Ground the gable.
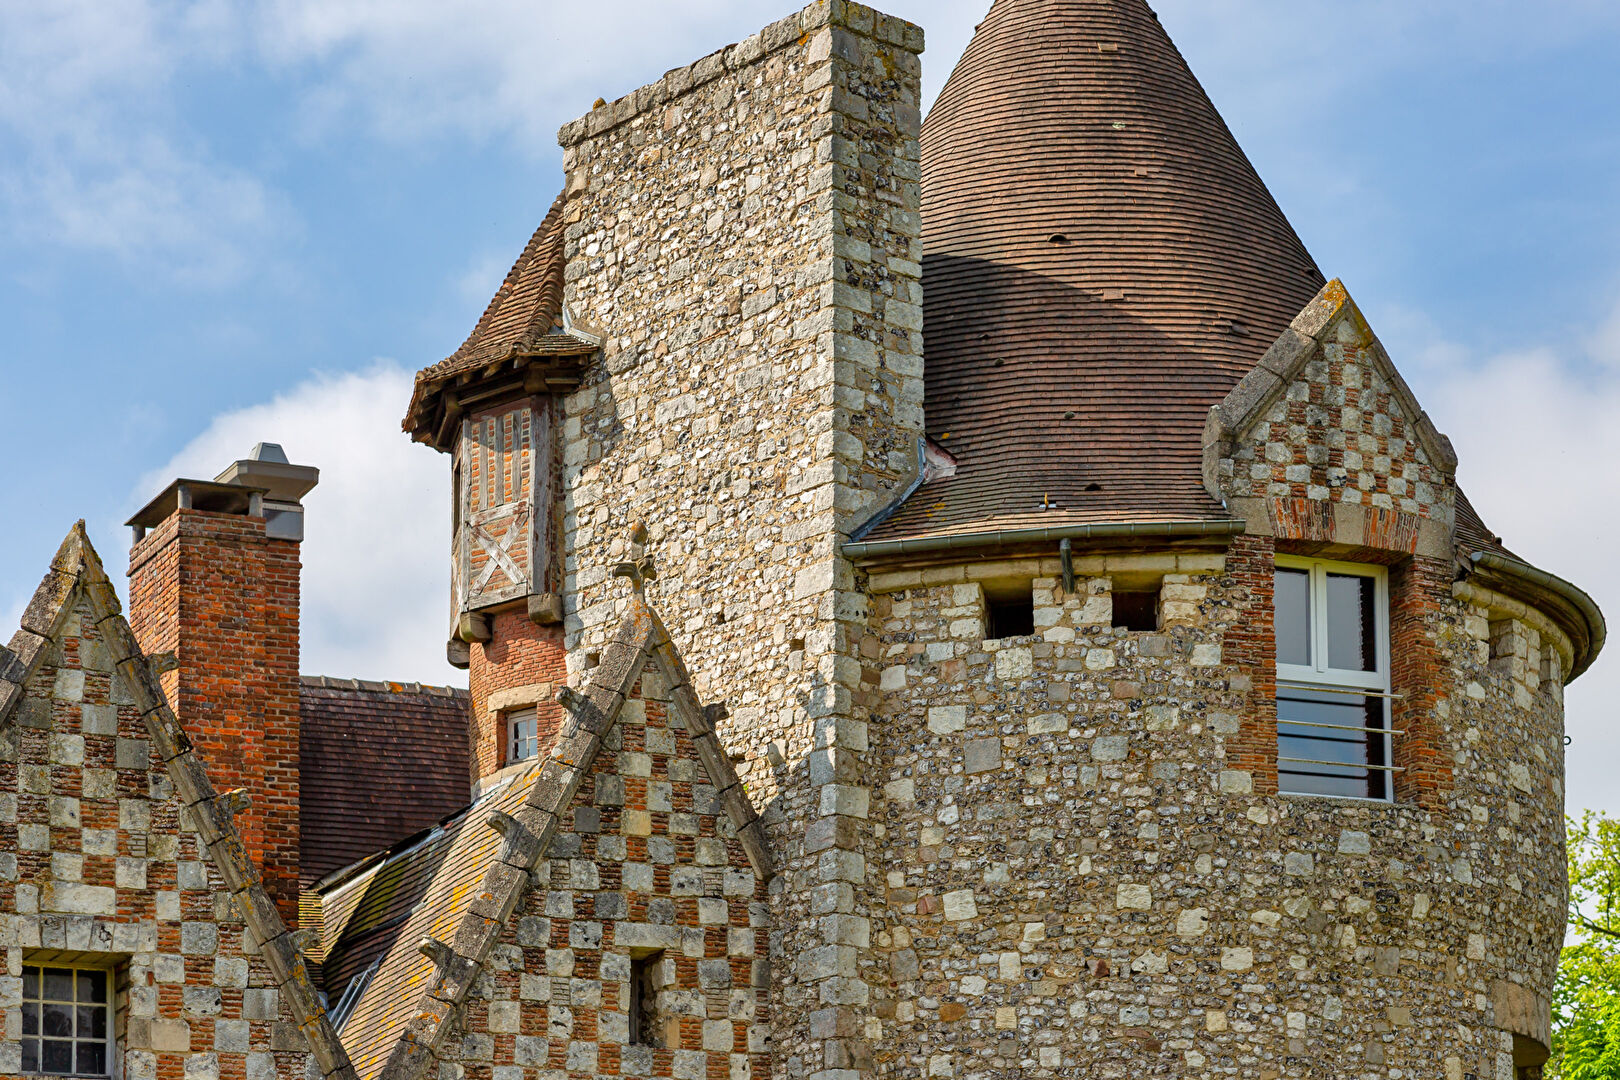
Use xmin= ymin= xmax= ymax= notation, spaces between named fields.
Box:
xmin=1 ymin=524 xmax=355 ymax=1079
xmin=1203 ymin=280 xmax=1458 ymax=557
xmin=331 ymin=593 xmax=770 ymax=1080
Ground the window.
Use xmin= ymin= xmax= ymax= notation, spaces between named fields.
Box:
xmin=985 ymin=584 xmax=1034 ymax=639
xmin=1274 ymin=557 xmax=1394 ymax=801
xmin=1112 ymin=590 xmax=1158 ymax=631
xmin=507 ymin=707 xmax=539 ymax=764
xmin=629 ymin=952 xmax=664 ymax=1047
xmin=22 ymin=964 xmax=111 ymax=1076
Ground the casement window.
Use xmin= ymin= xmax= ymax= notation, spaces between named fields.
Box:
xmin=21 ymin=963 xmax=112 ymax=1077
xmin=1274 ymin=556 xmax=1395 ymax=801
xmin=506 ymin=707 xmax=539 ymax=764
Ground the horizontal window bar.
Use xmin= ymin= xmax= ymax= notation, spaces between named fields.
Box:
xmin=1277 ymin=681 xmax=1403 ymax=700
xmin=1278 ymin=756 xmax=1403 ymax=772
xmin=1278 ymin=718 xmax=1405 ymax=736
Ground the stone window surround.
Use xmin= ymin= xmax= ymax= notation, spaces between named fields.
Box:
xmin=1273 ymin=553 xmax=1394 ymax=802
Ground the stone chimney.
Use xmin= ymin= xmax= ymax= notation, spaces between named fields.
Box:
xmin=126 ymin=443 xmax=318 ymax=925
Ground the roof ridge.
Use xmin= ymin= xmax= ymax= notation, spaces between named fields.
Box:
xmin=300 ymin=674 xmax=469 ymax=698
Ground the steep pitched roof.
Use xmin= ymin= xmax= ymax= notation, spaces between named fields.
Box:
xmin=866 ymin=0 xmax=1327 ymax=542
xmin=300 ymin=677 xmax=471 ymax=886
xmin=1 ymin=524 xmax=360 ymax=1079
xmin=402 ymin=193 xmax=598 ymax=449
xmin=325 ymin=592 xmax=770 ymax=1080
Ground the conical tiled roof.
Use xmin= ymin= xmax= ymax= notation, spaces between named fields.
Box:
xmin=866 ymin=0 xmax=1327 ymax=541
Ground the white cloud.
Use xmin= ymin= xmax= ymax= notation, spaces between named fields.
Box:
xmin=1400 ymin=306 xmax=1620 ymax=819
xmin=0 ymin=0 xmax=285 ymax=283
xmin=126 ymin=363 xmax=457 ymax=685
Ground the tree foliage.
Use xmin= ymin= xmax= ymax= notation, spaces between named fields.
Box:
xmin=1553 ymin=812 xmax=1620 ymax=1078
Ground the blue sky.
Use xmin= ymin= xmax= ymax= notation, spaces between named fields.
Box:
xmin=2 ymin=0 xmax=1618 ymax=813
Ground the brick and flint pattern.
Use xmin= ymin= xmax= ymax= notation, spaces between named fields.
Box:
xmin=861 ymin=546 xmax=1566 ymax=1079
xmin=450 ymin=669 xmax=769 ymax=1080
xmin=1 ymin=591 xmax=316 ymax=1080
xmin=555 ymin=4 xmax=924 ymax=1077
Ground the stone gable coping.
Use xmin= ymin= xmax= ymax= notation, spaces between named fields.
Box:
xmin=3 ymin=523 xmax=361 ymax=1080
xmin=1202 ymin=278 xmax=1459 ymax=501
xmin=556 ymin=0 xmax=924 ymax=149
xmin=375 ymin=592 xmax=771 ymax=1080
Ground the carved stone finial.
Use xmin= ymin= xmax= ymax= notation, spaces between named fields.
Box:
xmin=612 ymin=521 xmax=657 ymax=593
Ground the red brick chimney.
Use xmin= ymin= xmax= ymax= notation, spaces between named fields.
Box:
xmin=126 ymin=443 xmax=318 ymax=926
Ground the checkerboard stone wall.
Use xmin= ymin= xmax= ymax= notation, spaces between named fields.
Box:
xmin=1 ymin=593 xmax=313 ymax=1080
xmin=451 ymin=671 xmax=769 ymax=1080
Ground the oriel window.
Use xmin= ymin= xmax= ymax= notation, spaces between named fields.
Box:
xmin=22 ymin=963 xmax=111 ymax=1077
xmin=1274 ymin=557 xmax=1395 ymax=801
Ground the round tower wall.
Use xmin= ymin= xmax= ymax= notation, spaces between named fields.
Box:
xmin=865 ymin=540 xmax=1565 ymax=1079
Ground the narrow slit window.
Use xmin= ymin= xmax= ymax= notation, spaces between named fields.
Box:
xmin=629 ymin=952 xmax=664 ymax=1047
xmin=1274 ymin=557 xmax=1392 ymax=801
xmin=986 ymin=584 xmax=1034 ymax=639
xmin=1112 ymin=590 xmax=1158 ymax=632
xmin=22 ymin=963 xmax=111 ymax=1077
xmin=507 ymin=707 xmax=539 ymax=764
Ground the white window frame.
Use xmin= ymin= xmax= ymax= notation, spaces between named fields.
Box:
xmin=506 ymin=707 xmax=539 ymax=765
xmin=21 ymin=960 xmax=116 ymax=1078
xmin=1274 ymin=555 xmax=1394 ymax=802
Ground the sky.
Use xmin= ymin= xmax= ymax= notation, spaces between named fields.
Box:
xmin=2 ymin=0 xmax=1618 ymax=815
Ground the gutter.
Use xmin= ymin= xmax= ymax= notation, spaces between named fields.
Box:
xmin=1469 ymin=550 xmax=1606 ymax=679
xmin=842 ymin=518 xmax=1248 ymax=561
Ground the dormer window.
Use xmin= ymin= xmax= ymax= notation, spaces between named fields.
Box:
xmin=507 ymin=707 xmax=540 ymax=764
xmin=1274 ymin=557 xmax=1394 ymax=801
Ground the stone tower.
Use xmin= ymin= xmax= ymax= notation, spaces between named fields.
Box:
xmin=392 ymin=2 xmax=1603 ymax=1079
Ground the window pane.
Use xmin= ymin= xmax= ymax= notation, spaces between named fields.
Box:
xmin=78 ymin=1004 xmax=106 ymax=1039
xmin=21 ymin=1038 xmax=38 ymax=1072
xmin=1274 ymin=568 xmax=1311 ymax=666
xmin=23 ymin=967 xmax=38 ymax=1000
xmin=77 ymin=969 xmax=107 ymax=1004
xmin=42 ymin=1039 xmax=73 ymax=1073
xmin=43 ymin=1002 xmax=73 ymax=1038
xmin=1277 ymin=689 xmax=1388 ymax=800
xmin=1326 ymin=572 xmax=1378 ymax=672
xmin=77 ymin=1040 xmax=107 ymax=1076
xmin=43 ymin=968 xmax=73 ymax=1001
xmin=22 ymin=1002 xmax=38 ymax=1035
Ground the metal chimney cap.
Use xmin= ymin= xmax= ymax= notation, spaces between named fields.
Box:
xmin=250 ymin=442 xmax=290 ymax=464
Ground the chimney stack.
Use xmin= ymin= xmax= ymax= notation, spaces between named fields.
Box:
xmin=126 ymin=443 xmax=318 ymax=926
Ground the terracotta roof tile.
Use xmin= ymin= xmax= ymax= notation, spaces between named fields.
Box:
xmin=402 ymin=192 xmax=596 ymax=447
xmin=867 ymin=0 xmax=1327 ymax=541
xmin=299 ymin=677 xmax=471 ymax=887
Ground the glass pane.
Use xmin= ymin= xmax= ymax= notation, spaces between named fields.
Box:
xmin=79 ymin=1004 xmax=106 ymax=1039
xmin=1326 ymin=573 xmax=1378 ymax=672
xmin=77 ymin=1039 xmax=107 ymax=1075
xmin=42 ymin=1039 xmax=73 ymax=1072
xmin=43 ymin=1002 xmax=74 ymax=1037
xmin=1274 ymin=568 xmax=1311 ymax=666
xmin=22 ymin=1002 xmax=38 ymax=1035
xmin=78 ymin=969 xmax=107 ymax=1004
xmin=1277 ymin=689 xmax=1388 ymax=800
xmin=43 ymin=968 xmax=73 ymax=1001
xmin=21 ymin=1038 xmax=38 ymax=1072
xmin=23 ymin=966 xmax=38 ymax=1000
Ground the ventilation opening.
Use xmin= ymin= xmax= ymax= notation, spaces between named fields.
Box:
xmin=986 ymin=584 xmax=1035 ymax=640
xmin=1112 ymin=590 xmax=1159 ymax=632
xmin=630 ymin=951 xmax=664 ymax=1047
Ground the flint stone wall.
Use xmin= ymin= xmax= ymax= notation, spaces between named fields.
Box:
xmin=555 ymin=3 xmax=925 ymax=1076
xmin=863 ymin=548 xmax=1565 ymax=1079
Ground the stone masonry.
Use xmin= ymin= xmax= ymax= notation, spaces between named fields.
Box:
xmin=556 ymin=6 xmax=925 ymax=1079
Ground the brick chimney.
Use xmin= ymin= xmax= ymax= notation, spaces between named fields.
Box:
xmin=126 ymin=443 xmax=318 ymax=926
